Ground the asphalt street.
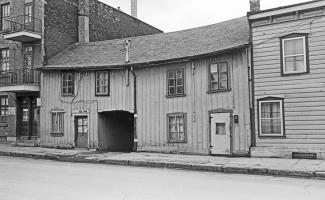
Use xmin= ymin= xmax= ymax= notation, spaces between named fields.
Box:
xmin=0 ymin=156 xmax=324 ymax=200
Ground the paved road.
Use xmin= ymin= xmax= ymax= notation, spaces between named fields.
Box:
xmin=0 ymin=156 xmax=324 ymax=200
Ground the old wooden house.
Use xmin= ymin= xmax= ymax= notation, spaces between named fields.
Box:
xmin=0 ymin=0 xmax=161 ymax=145
xmin=39 ymin=16 xmax=252 ymax=155
xmin=248 ymin=0 xmax=325 ymax=159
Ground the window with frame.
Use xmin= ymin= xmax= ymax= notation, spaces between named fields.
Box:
xmin=95 ymin=71 xmax=109 ymax=96
xmin=62 ymin=72 xmax=74 ymax=96
xmin=0 ymin=48 xmax=9 ymax=71
xmin=167 ymin=69 xmax=185 ymax=97
xmin=1 ymin=3 xmax=10 ymax=31
xmin=167 ymin=113 xmax=186 ymax=143
xmin=51 ymin=111 xmax=64 ymax=134
xmin=259 ymin=100 xmax=284 ymax=136
xmin=281 ymin=35 xmax=308 ymax=75
xmin=0 ymin=96 xmax=8 ymax=122
xmin=76 ymin=117 xmax=88 ymax=135
xmin=24 ymin=0 xmax=33 ymax=24
xmin=209 ymin=62 xmax=229 ymax=92
xmin=24 ymin=46 xmax=33 ymax=68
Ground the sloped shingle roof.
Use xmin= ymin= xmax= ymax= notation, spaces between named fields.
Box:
xmin=44 ymin=16 xmax=249 ymax=70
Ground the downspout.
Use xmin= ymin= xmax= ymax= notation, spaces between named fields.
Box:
xmin=131 ymin=66 xmax=138 ymax=152
xmin=248 ymin=17 xmax=257 ymax=148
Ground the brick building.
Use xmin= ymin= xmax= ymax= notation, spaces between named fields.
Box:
xmin=0 ymin=0 xmax=161 ymax=145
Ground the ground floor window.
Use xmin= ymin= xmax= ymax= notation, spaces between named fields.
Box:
xmin=51 ymin=111 xmax=64 ymax=134
xmin=0 ymin=96 xmax=8 ymax=122
xmin=259 ymin=99 xmax=284 ymax=136
xmin=167 ymin=113 xmax=186 ymax=143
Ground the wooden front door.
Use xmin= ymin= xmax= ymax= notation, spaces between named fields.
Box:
xmin=210 ymin=113 xmax=232 ymax=155
xmin=17 ymin=96 xmax=38 ymax=139
xmin=74 ymin=116 xmax=88 ymax=148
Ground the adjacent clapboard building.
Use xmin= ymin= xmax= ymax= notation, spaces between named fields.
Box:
xmin=248 ymin=0 xmax=325 ymax=159
xmin=39 ymin=17 xmax=252 ymax=155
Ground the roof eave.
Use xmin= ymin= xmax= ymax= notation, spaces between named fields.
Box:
xmin=38 ymin=43 xmax=249 ymax=71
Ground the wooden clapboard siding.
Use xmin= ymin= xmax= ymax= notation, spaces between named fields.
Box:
xmin=40 ymin=70 xmax=134 ymax=148
xmin=136 ymin=50 xmax=251 ymax=154
xmin=252 ymin=11 xmax=325 ymax=148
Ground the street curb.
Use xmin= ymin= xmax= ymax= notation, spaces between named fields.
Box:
xmin=1 ymin=151 xmax=325 ymax=180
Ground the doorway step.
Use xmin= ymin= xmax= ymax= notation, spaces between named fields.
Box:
xmin=13 ymin=137 xmax=39 ymax=147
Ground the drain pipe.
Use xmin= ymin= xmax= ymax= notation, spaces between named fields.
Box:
xmin=131 ymin=66 xmax=138 ymax=152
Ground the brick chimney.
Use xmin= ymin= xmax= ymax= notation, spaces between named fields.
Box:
xmin=250 ymin=0 xmax=260 ymax=12
xmin=78 ymin=0 xmax=90 ymax=44
xmin=131 ymin=0 xmax=137 ymax=18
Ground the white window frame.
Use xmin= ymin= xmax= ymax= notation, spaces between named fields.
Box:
xmin=259 ymin=100 xmax=284 ymax=137
xmin=51 ymin=111 xmax=64 ymax=134
xmin=282 ymin=36 xmax=307 ymax=74
xmin=95 ymin=71 xmax=109 ymax=96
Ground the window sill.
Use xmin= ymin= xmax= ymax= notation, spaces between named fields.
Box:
xmin=258 ymin=135 xmax=286 ymax=139
xmin=282 ymin=71 xmax=309 ymax=76
xmin=207 ymin=89 xmax=231 ymax=94
xmin=95 ymin=93 xmax=110 ymax=97
xmin=168 ymin=141 xmax=187 ymax=144
xmin=165 ymin=94 xmax=186 ymax=98
xmin=61 ymin=94 xmax=74 ymax=97
xmin=50 ymin=132 xmax=64 ymax=137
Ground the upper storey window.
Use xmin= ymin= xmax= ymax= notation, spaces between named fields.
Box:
xmin=24 ymin=0 xmax=33 ymax=25
xmin=281 ymin=34 xmax=309 ymax=75
xmin=1 ymin=3 xmax=10 ymax=31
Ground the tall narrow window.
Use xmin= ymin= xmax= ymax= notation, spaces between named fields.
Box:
xmin=209 ymin=62 xmax=229 ymax=92
xmin=0 ymin=96 xmax=8 ymax=122
xmin=281 ymin=35 xmax=308 ymax=75
xmin=95 ymin=71 xmax=109 ymax=96
xmin=167 ymin=113 xmax=186 ymax=143
xmin=259 ymin=100 xmax=284 ymax=136
xmin=24 ymin=0 xmax=33 ymax=25
xmin=1 ymin=3 xmax=10 ymax=31
xmin=62 ymin=72 xmax=74 ymax=96
xmin=51 ymin=111 xmax=64 ymax=134
xmin=0 ymin=48 xmax=9 ymax=71
xmin=167 ymin=69 xmax=185 ymax=97
xmin=24 ymin=46 xmax=33 ymax=68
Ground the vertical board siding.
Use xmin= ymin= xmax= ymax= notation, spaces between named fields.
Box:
xmin=136 ymin=50 xmax=251 ymax=154
xmin=40 ymin=70 xmax=134 ymax=148
xmin=252 ymin=15 xmax=325 ymax=148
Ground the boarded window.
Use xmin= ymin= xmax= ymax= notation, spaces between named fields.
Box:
xmin=209 ymin=62 xmax=229 ymax=91
xmin=281 ymin=36 xmax=308 ymax=74
xmin=1 ymin=3 xmax=10 ymax=31
xmin=51 ymin=112 xmax=64 ymax=134
xmin=167 ymin=69 xmax=185 ymax=96
xmin=259 ymin=100 xmax=284 ymax=136
xmin=0 ymin=48 xmax=9 ymax=71
xmin=0 ymin=96 xmax=8 ymax=122
xmin=62 ymin=72 xmax=74 ymax=96
xmin=167 ymin=113 xmax=186 ymax=143
xmin=95 ymin=71 xmax=109 ymax=95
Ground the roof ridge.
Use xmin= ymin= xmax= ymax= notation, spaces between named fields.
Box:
xmin=80 ymin=16 xmax=248 ymax=46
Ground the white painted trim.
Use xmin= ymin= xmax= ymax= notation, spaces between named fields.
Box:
xmin=72 ymin=113 xmax=90 ymax=149
xmin=259 ymin=100 xmax=284 ymax=137
xmin=282 ymin=36 xmax=307 ymax=74
xmin=248 ymin=1 xmax=325 ymax=20
xmin=3 ymin=31 xmax=41 ymax=40
xmin=0 ymin=85 xmax=39 ymax=92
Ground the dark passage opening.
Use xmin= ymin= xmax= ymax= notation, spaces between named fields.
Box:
xmin=98 ymin=111 xmax=134 ymax=152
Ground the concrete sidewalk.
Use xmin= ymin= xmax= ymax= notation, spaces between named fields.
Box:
xmin=1 ymin=144 xmax=325 ymax=180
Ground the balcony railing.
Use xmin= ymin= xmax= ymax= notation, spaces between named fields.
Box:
xmin=2 ymin=15 xmax=42 ymax=34
xmin=0 ymin=68 xmax=40 ymax=86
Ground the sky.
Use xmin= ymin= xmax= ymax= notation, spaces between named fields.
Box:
xmin=99 ymin=0 xmax=310 ymax=32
